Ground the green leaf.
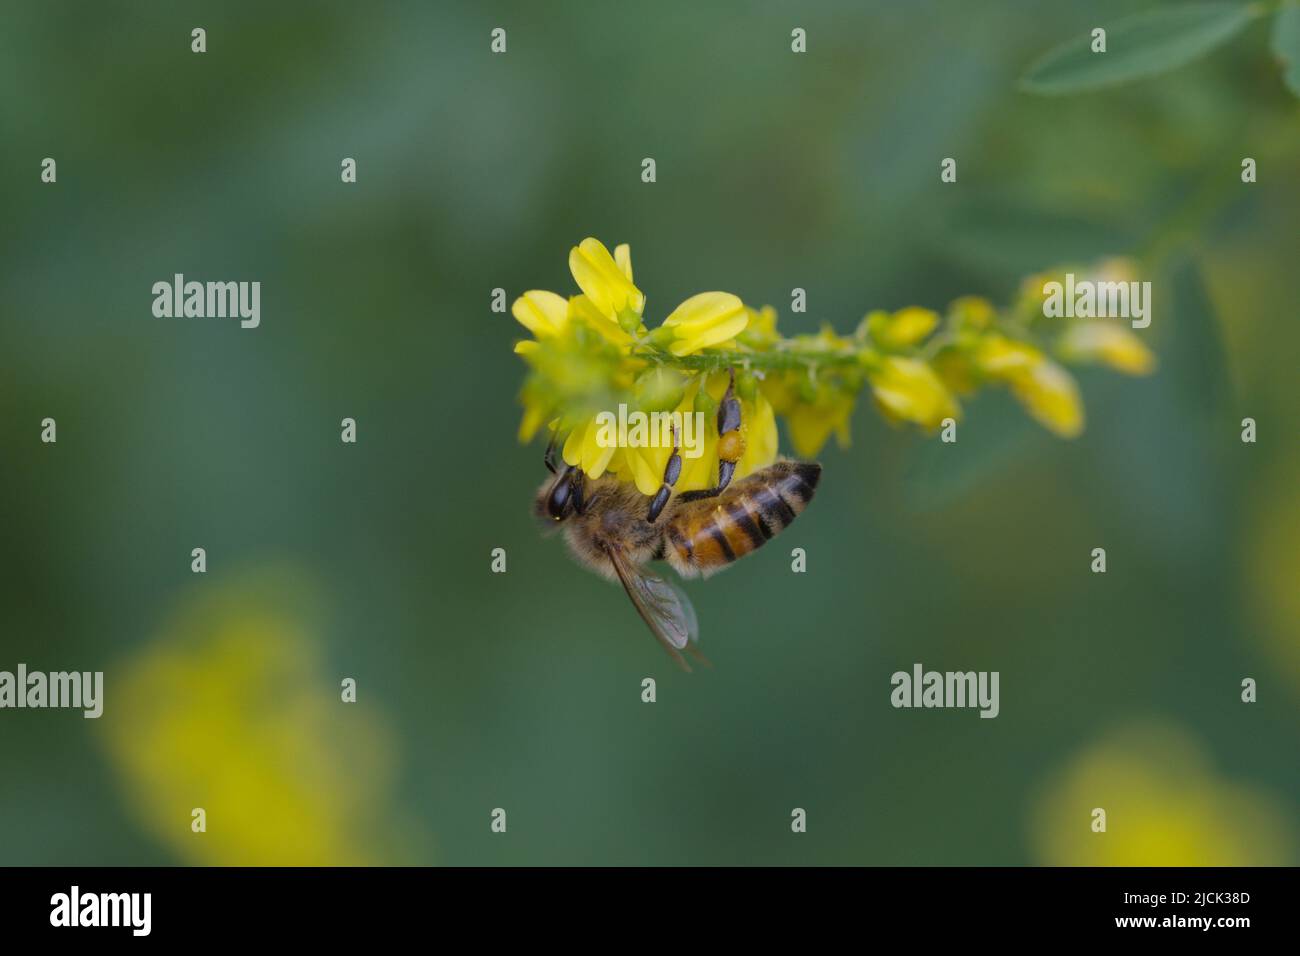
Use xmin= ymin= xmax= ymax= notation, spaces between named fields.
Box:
xmin=1272 ymin=1 xmax=1300 ymax=96
xmin=1020 ymin=3 xmax=1259 ymax=95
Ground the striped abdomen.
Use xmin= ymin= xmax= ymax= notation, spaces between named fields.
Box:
xmin=664 ymin=460 xmax=820 ymax=578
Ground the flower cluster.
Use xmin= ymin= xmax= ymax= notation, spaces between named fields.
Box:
xmin=512 ymin=239 xmax=1155 ymax=494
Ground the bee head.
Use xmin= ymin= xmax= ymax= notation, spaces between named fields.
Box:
xmin=536 ymin=467 xmax=580 ymax=523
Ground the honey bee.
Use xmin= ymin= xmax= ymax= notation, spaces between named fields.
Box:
xmin=536 ymin=371 xmax=821 ymax=669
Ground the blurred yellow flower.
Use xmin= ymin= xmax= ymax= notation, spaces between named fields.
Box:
xmin=866 ymin=306 xmax=939 ymax=350
xmin=975 ymin=333 xmax=1040 ymax=377
xmin=783 ymin=392 xmax=853 ymax=457
xmin=867 ymin=356 xmax=960 ymax=430
xmin=737 ymin=304 xmax=780 ymax=349
xmin=1031 ymin=723 xmax=1294 ymax=866
xmin=1057 ymin=321 xmax=1157 ymax=375
xmin=930 ymin=347 xmax=979 ymax=396
xmin=516 ymin=396 xmax=549 ymax=443
xmin=660 ymin=292 xmax=750 ymax=356
xmin=102 ymin=569 xmax=416 ymax=865
xmin=948 ymin=295 xmax=995 ymax=330
xmin=1008 ymin=359 xmax=1084 ymax=438
xmin=977 ymin=333 xmax=1083 ymax=437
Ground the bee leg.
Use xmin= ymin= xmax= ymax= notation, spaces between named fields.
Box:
xmin=570 ymin=467 xmax=587 ymax=515
xmin=677 ymin=368 xmax=745 ymax=503
xmin=646 ymin=425 xmax=682 ymax=523
xmin=713 ymin=368 xmax=744 ymax=494
xmin=543 ymin=432 xmax=560 ymax=474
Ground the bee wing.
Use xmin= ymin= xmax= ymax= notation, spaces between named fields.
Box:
xmin=606 ymin=546 xmax=699 ymax=669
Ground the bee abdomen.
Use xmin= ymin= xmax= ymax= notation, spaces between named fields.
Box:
xmin=667 ymin=461 xmax=820 ymax=575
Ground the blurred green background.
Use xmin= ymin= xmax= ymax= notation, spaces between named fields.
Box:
xmin=2 ymin=0 xmax=1296 ymax=865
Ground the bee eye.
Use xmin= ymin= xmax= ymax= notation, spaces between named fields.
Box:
xmin=546 ymin=478 xmax=572 ymax=519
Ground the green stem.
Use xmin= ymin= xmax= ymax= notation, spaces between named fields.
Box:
xmin=631 ymin=345 xmax=863 ymax=374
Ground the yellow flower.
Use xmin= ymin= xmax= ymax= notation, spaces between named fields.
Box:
xmin=1058 ymin=321 xmax=1156 ymax=375
xmin=783 ymin=392 xmax=853 ymax=458
xmin=102 ymin=569 xmax=417 ymax=865
xmin=511 ymin=242 xmax=1146 ymax=496
xmin=866 ymin=356 xmax=960 ymax=430
xmin=737 ymin=304 xmax=780 ymax=349
xmin=511 ymin=290 xmax=569 ymax=354
xmin=659 ymin=292 xmax=750 ymax=356
xmin=1031 ymin=723 xmax=1294 ymax=866
xmin=568 ymin=237 xmax=644 ymax=328
xmin=866 ymin=306 xmax=939 ymax=350
xmin=977 ymin=334 xmax=1083 ymax=437
xmin=563 ymin=374 xmax=779 ymax=495
xmin=619 ymin=421 xmax=716 ymax=498
xmin=674 ymin=377 xmax=779 ymax=490
xmin=948 ymin=295 xmax=995 ymax=329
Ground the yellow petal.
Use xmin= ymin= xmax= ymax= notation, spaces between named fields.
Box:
xmin=517 ymin=402 xmax=547 ymax=442
xmin=569 ymin=295 xmax=634 ymax=346
xmin=786 ymin=404 xmax=838 ymax=458
xmin=867 ymin=357 xmax=960 ymax=429
xmin=580 ymin=416 xmax=617 ymax=478
xmin=561 ymin=422 xmax=587 ymax=468
xmin=737 ymin=392 xmax=780 ymax=476
xmin=1010 ymin=359 xmax=1084 ymax=437
xmin=663 ymin=291 xmax=745 ymax=329
xmin=1058 ymin=322 xmax=1156 ymax=376
xmin=976 ymin=334 xmax=1041 ymax=378
xmin=870 ymin=306 xmax=939 ymax=349
xmin=675 ymin=438 xmax=718 ymax=491
xmin=569 ymin=238 xmax=644 ymax=322
xmin=949 ymin=295 xmax=995 ymax=329
xmin=668 ymin=314 xmax=749 ymax=355
xmin=510 ymin=290 xmax=569 ymax=338
xmin=628 ymin=448 xmax=665 ymax=496
xmin=614 ymin=243 xmax=633 ymax=282
xmin=662 ymin=292 xmax=749 ymax=355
